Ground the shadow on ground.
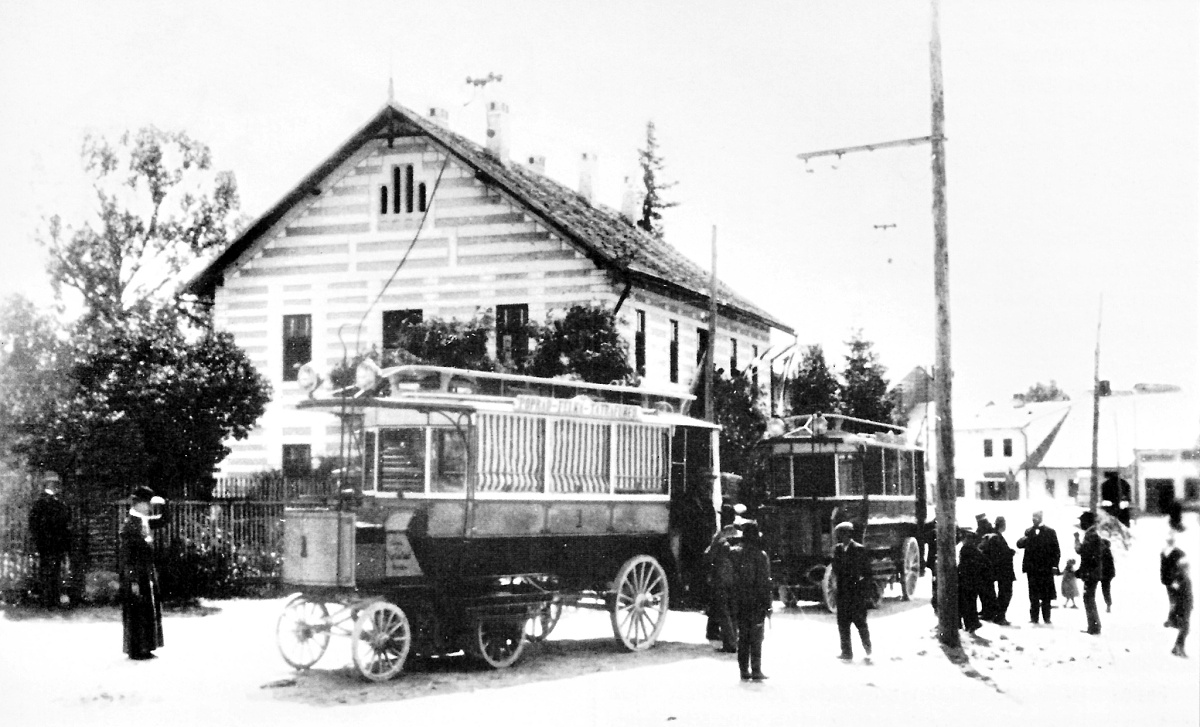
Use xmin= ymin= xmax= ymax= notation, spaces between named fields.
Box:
xmin=269 ymin=637 xmax=720 ymax=706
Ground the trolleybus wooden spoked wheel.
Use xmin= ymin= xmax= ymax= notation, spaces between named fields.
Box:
xmin=821 ymin=567 xmax=838 ymax=614
xmin=610 ymin=554 xmax=669 ymax=651
xmin=470 ymin=618 xmax=527 ymax=668
xmin=777 ymin=585 xmax=800 ymax=609
xmin=276 ymin=595 xmax=331 ymax=669
xmin=350 ymin=601 xmax=412 ymax=682
xmin=524 ymin=599 xmax=563 ymax=642
xmin=900 ymin=537 xmax=921 ymax=601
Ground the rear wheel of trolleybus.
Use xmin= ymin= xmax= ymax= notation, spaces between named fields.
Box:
xmin=350 ymin=601 xmax=413 ymax=682
xmin=276 ymin=595 xmax=331 ymax=670
xmin=821 ymin=566 xmax=883 ymax=614
xmin=610 ymin=554 xmax=669 ymax=650
xmin=469 ymin=617 xmax=527 ymax=668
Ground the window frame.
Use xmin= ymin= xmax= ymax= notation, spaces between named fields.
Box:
xmin=282 ymin=313 xmax=312 ymax=382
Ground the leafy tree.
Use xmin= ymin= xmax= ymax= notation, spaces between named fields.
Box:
xmin=5 ymin=311 xmax=270 ymax=499
xmin=787 ymin=344 xmax=841 ymax=415
xmin=382 ymin=312 xmax=497 ymax=372
xmin=712 ymin=373 xmax=768 ymax=477
xmin=636 ymin=121 xmax=678 ymax=239
xmin=526 ymin=305 xmax=633 ymax=384
xmin=2 ymin=127 xmax=268 ymax=501
xmin=40 ymin=127 xmax=239 ymax=327
xmin=1021 ymin=380 xmax=1069 ymax=403
xmin=840 ymin=330 xmax=893 ymax=428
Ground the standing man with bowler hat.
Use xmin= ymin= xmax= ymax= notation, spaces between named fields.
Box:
xmin=1016 ymin=510 xmax=1060 ymax=625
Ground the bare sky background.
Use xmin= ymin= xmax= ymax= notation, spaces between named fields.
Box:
xmin=1 ymin=0 xmax=1196 ymax=411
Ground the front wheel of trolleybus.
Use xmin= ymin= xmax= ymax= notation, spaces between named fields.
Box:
xmin=351 ymin=601 xmax=412 ymax=682
xmin=610 ymin=554 xmax=669 ymax=651
xmin=900 ymin=537 xmax=921 ymax=601
xmin=276 ymin=595 xmax=331 ymax=670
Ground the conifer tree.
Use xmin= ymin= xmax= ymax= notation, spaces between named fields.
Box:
xmin=636 ymin=121 xmax=678 ymax=238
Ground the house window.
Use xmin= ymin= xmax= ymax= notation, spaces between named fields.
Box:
xmin=730 ymin=338 xmax=738 ymax=374
xmin=1003 ymin=438 xmax=1013 ymax=457
xmin=696 ymin=328 xmax=708 ymax=365
xmin=1044 ymin=478 xmax=1056 ymax=498
xmin=405 ymin=164 xmax=415 ymax=213
xmin=634 ymin=309 xmax=646 ymax=376
xmin=392 ymin=166 xmax=402 ymax=214
xmin=751 ymin=344 xmax=759 ymax=390
xmin=983 ymin=439 xmax=993 ymax=457
xmin=383 ymin=164 xmax=423 ymax=215
xmin=282 ymin=444 xmax=312 ymax=479
xmin=496 ymin=304 xmax=529 ymax=367
xmin=282 ymin=314 xmax=312 ymax=382
xmin=669 ymin=320 xmax=679 ymax=383
xmin=383 ymin=309 xmax=423 ymax=351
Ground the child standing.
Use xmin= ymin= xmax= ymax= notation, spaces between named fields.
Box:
xmin=1060 ymin=558 xmax=1080 ymax=608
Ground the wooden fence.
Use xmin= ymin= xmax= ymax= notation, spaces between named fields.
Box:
xmin=1 ymin=499 xmax=290 ymax=601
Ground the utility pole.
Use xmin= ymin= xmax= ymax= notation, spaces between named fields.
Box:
xmin=1089 ymin=297 xmax=1103 ymax=516
xmin=706 ymin=225 xmax=718 ymax=422
xmin=794 ymin=0 xmax=959 ymax=647
xmin=928 ymin=0 xmax=958 ymax=649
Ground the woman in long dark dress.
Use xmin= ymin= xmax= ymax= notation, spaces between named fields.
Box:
xmin=120 ymin=486 xmax=164 ymax=660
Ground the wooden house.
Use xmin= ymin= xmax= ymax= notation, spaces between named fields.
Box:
xmin=184 ymin=100 xmax=793 ymax=475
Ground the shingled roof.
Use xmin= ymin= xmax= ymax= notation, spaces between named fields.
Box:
xmin=184 ymin=102 xmax=792 ymax=334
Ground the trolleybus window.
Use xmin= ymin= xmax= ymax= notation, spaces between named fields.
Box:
xmin=899 ymin=450 xmax=916 ymax=496
xmin=613 ymin=424 xmax=668 ymax=494
xmin=768 ymin=456 xmax=792 ymax=499
xmin=478 ymin=414 xmax=544 ymax=493
xmin=884 ymin=448 xmax=901 ymax=496
xmin=838 ymin=452 xmax=864 ymax=495
xmin=794 ymin=456 xmax=836 ymax=498
xmin=550 ymin=420 xmax=611 ymax=494
xmin=863 ymin=448 xmax=884 ymax=495
xmin=378 ymin=428 xmax=425 ymax=493
xmin=432 ymin=429 xmax=468 ymax=492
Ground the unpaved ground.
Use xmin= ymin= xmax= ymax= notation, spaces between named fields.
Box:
xmin=2 ymin=508 xmax=1196 ymax=727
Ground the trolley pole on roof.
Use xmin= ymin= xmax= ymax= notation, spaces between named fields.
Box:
xmin=794 ymin=0 xmax=959 ymax=647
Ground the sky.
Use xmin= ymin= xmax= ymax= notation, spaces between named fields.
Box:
xmin=0 ymin=0 xmax=1196 ymax=412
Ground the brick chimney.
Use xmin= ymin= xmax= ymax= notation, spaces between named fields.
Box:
xmin=579 ymin=152 xmax=597 ymax=204
xmin=527 ymin=154 xmax=546 ymax=175
xmin=620 ymin=175 xmax=643 ymax=221
xmin=486 ymin=101 xmax=509 ymax=162
xmin=428 ymin=107 xmax=449 ymax=128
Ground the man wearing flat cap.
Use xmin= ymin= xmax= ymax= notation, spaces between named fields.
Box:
xmin=832 ymin=521 xmax=873 ymax=660
xmin=119 ymin=486 xmax=165 ymax=659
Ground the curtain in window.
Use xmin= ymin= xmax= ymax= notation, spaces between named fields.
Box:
xmin=550 ymin=420 xmax=610 ymax=494
xmin=477 ymin=415 xmax=543 ymax=492
xmin=614 ymin=424 xmax=667 ymax=494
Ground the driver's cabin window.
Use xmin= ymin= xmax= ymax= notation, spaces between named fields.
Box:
xmin=837 ymin=453 xmax=863 ymax=495
xmin=378 ymin=428 xmax=426 ymax=493
xmin=431 ymin=428 xmax=467 ymax=492
xmin=793 ymin=455 xmax=835 ymax=497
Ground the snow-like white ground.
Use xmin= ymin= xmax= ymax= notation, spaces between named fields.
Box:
xmin=2 ymin=507 xmax=1197 ymax=727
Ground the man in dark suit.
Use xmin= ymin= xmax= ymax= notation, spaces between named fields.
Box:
xmin=832 ymin=521 xmax=873 ymax=660
xmin=1016 ymin=510 xmax=1060 ymax=625
xmin=29 ymin=482 xmax=71 ymax=609
xmin=729 ymin=523 xmax=772 ymax=681
xmin=982 ymin=516 xmax=1017 ymax=625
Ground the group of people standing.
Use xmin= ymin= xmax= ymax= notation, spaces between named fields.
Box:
xmin=705 ymin=509 xmax=877 ymax=681
xmin=956 ymin=514 xmax=1019 ymax=631
xmin=28 ymin=483 xmax=167 ymax=660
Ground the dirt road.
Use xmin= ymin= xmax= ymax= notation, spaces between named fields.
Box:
xmin=2 ymin=511 xmax=1196 ymax=727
